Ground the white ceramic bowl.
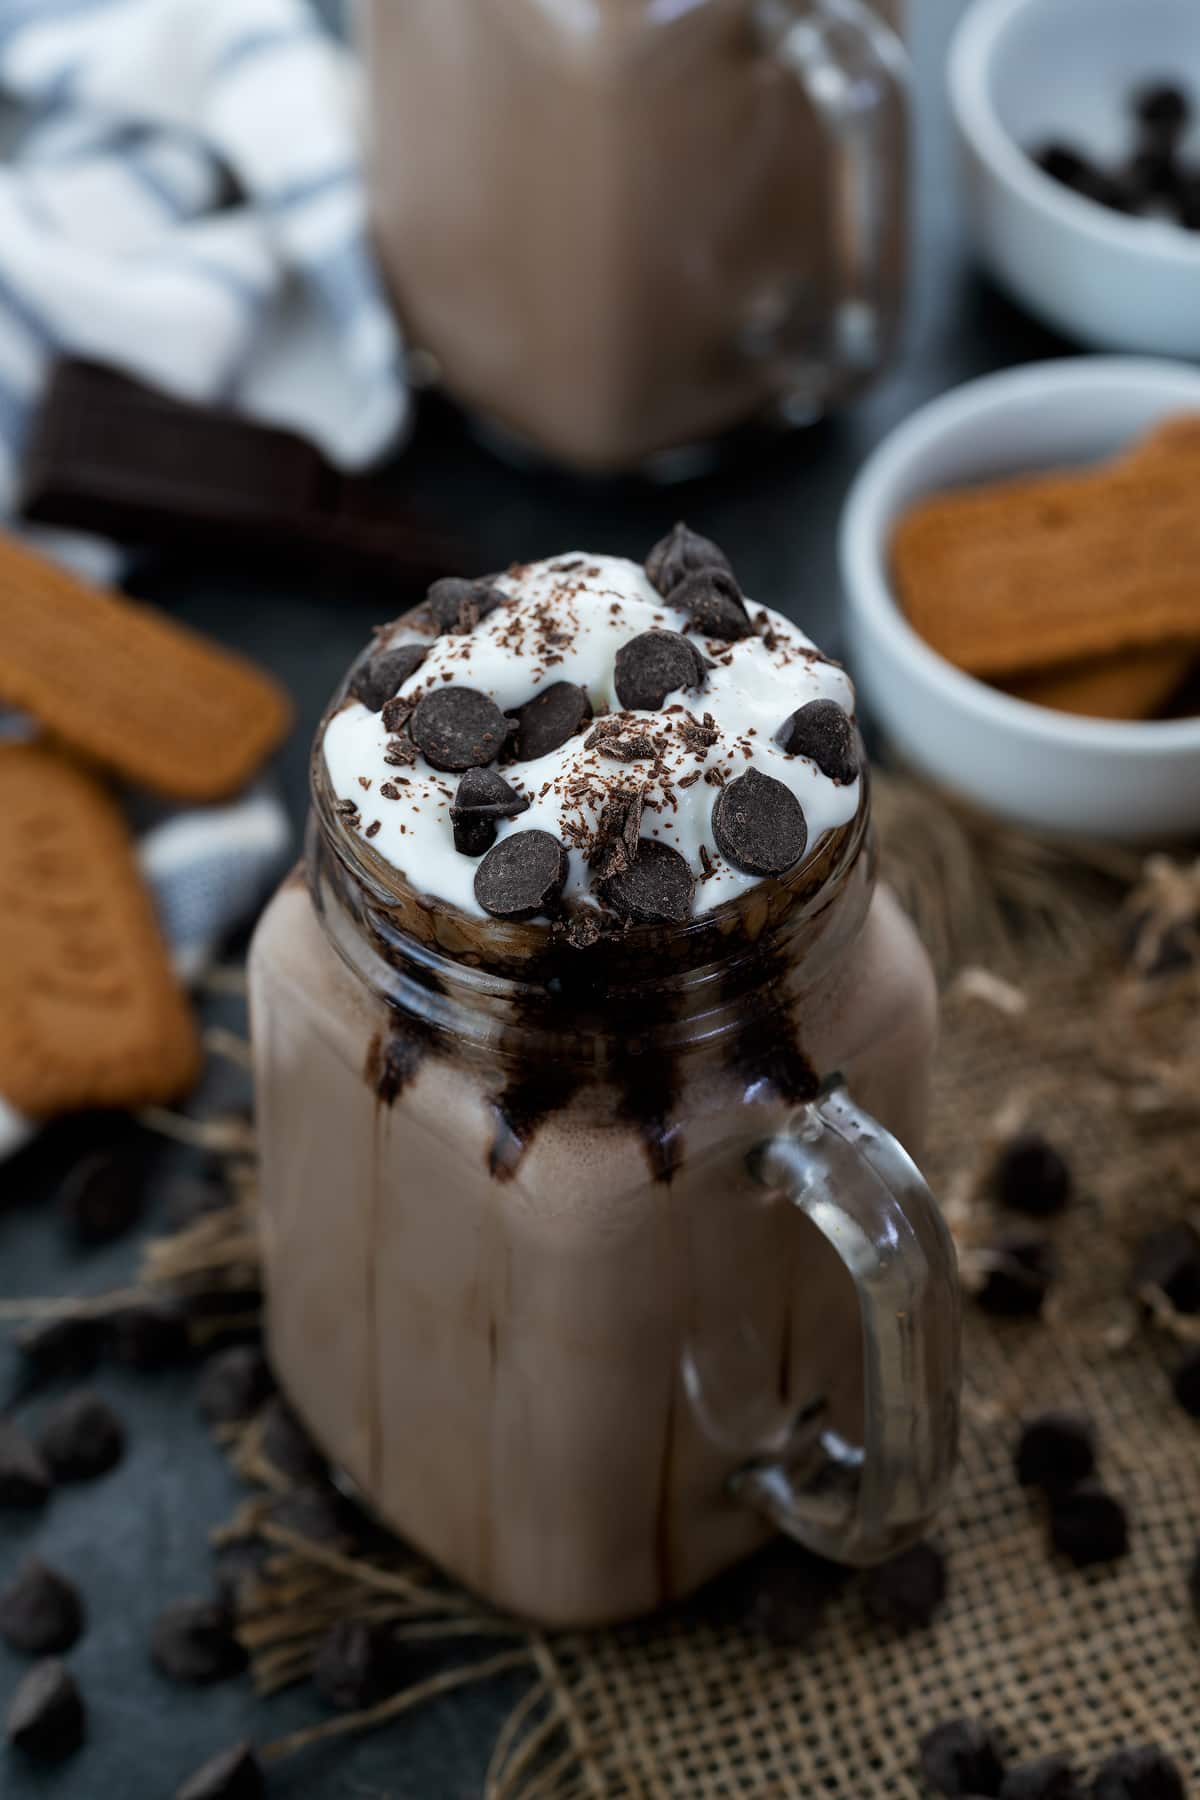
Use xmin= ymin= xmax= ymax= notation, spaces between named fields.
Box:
xmin=948 ymin=0 xmax=1200 ymax=356
xmin=840 ymin=357 xmax=1200 ymax=840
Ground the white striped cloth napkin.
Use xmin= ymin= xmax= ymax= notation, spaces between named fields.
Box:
xmin=0 ymin=0 xmax=407 ymax=524
xmin=0 ymin=0 xmax=405 ymax=1154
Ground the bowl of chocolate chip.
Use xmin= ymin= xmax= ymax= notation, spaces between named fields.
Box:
xmin=949 ymin=0 xmax=1200 ymax=356
xmin=840 ymin=355 xmax=1200 ymax=840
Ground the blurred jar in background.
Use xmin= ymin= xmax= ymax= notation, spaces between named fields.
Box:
xmin=360 ymin=0 xmax=909 ymax=473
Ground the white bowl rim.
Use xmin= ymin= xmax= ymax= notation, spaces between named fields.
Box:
xmin=839 ymin=355 xmax=1200 ymax=755
xmin=948 ymin=0 xmax=1200 ymax=270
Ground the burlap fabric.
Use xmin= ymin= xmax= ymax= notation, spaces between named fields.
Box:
xmin=489 ymin=787 xmax=1200 ymax=1797
xmin=484 ymin=946 xmax=1200 ymax=1797
xmin=92 ymin=780 xmax=1200 ymax=1794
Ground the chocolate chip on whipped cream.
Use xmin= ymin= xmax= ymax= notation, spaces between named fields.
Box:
xmin=669 ymin=568 xmax=753 ymax=642
xmin=324 ymin=538 xmax=862 ymax=925
xmin=451 ymin=768 xmax=530 ymax=858
xmin=644 ymin=522 xmax=733 ymax=597
xmin=426 ymin=576 xmax=506 ymax=635
xmin=474 ymin=830 xmax=569 ymax=920
xmin=614 ymin=630 xmax=707 ymax=711
xmin=506 ymin=681 xmax=592 ymax=762
xmin=351 ymin=644 xmax=428 ymax=713
xmin=409 ymin=687 xmax=510 ymax=772
xmin=776 ymin=698 xmax=860 ymax=785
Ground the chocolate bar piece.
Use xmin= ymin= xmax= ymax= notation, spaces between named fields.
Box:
xmin=18 ymin=359 xmax=458 ymax=584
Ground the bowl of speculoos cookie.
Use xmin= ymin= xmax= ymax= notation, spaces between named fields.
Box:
xmin=840 ymin=356 xmax=1200 ymax=840
xmin=948 ymin=0 xmax=1200 ymax=357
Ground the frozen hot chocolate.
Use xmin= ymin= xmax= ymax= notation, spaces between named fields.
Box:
xmin=322 ymin=537 xmax=863 ymax=928
xmin=250 ymin=526 xmax=956 ymax=1627
xmin=360 ymin=0 xmax=909 ymax=470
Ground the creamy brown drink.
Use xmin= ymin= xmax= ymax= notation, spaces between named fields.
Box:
xmin=250 ymin=528 xmax=958 ymax=1627
xmin=360 ymin=0 xmax=909 ymax=471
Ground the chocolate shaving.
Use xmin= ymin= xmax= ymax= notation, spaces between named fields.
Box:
xmin=589 ymin=785 xmax=645 ymax=879
xmin=600 ymin=734 xmax=656 ymax=763
xmin=678 ymin=716 xmax=719 ymax=750
xmin=699 ymin=844 xmax=716 ymax=880
xmin=584 ymin=718 xmax=622 ymax=748
xmin=561 ymin=911 xmax=602 ymax=950
xmin=380 ymin=696 xmax=416 ymax=734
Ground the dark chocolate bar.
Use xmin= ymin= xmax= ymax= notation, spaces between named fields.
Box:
xmin=18 ymin=359 xmax=458 ymax=584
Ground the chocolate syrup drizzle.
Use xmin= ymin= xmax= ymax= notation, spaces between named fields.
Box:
xmin=364 ymin=944 xmax=818 ymax=1184
xmin=488 ymin=1066 xmax=584 ymax=1182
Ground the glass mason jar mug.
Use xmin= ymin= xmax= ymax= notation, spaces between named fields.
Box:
xmin=359 ymin=0 xmax=909 ymax=472
xmin=249 ymin=734 xmax=960 ymax=1628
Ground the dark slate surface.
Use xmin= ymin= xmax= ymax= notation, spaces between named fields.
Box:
xmin=0 ymin=2 xmax=1073 ymax=1795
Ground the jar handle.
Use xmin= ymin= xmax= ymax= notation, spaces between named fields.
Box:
xmin=729 ymin=1080 xmax=960 ymax=1564
xmin=752 ymin=0 xmax=909 ymax=395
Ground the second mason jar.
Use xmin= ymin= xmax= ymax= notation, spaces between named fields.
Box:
xmin=360 ymin=0 xmax=909 ymax=471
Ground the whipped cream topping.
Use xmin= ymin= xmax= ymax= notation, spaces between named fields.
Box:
xmin=323 ymin=553 xmax=861 ymax=921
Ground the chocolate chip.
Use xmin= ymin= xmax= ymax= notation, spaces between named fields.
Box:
xmin=351 ymin=643 xmax=428 ymax=712
xmin=1034 ymin=142 xmax=1112 ymax=203
xmin=1000 ymin=1754 xmax=1082 ymax=1800
xmin=152 ymin=1600 xmax=247 ymax=1685
xmin=474 ymin=830 xmax=569 ymax=921
xmin=1125 ymin=144 xmax=1179 ymax=204
xmin=57 ymin=1145 xmax=147 ymax=1245
xmin=614 ymin=630 xmax=707 ymax=711
xmin=0 ymin=1422 xmax=52 ymax=1509
xmin=38 ymin=1391 xmax=124 ymax=1482
xmin=919 ymin=1718 xmax=1008 ymax=1796
xmin=976 ymin=1236 xmax=1058 ymax=1318
xmin=313 ymin=1620 xmax=397 ymax=1711
xmin=176 ymin=1741 xmax=266 ymax=1800
xmin=14 ymin=1314 xmax=103 ymax=1382
xmin=108 ymin=1301 xmax=191 ymax=1370
xmin=732 ymin=1541 xmax=847 ymax=1646
xmin=506 ymin=682 xmax=592 ymax=761
xmin=1134 ymin=83 xmax=1191 ymax=139
xmin=863 ymin=1540 xmax=947 ymax=1630
xmin=711 ymin=768 xmax=807 ymax=876
xmin=1130 ymin=1222 xmax=1200 ymax=1312
xmin=601 ymin=839 xmax=695 ymax=924
xmin=1171 ymin=1348 xmax=1200 ymax=1417
xmin=1048 ymin=1482 xmax=1129 ymax=1567
xmin=259 ymin=1396 xmax=325 ymax=1482
xmin=994 ymin=1133 xmax=1073 ymax=1218
xmin=645 ymin=522 xmax=733 ymax=597
xmin=669 ymin=568 xmax=753 ymax=641
xmin=1091 ymin=1746 xmax=1185 ymax=1800
xmin=6 ymin=1660 xmax=86 ymax=1762
xmin=775 ymin=699 xmax=860 ymax=784
xmin=1015 ymin=1414 xmax=1096 ymax=1494
xmin=451 ymin=767 xmax=530 ymax=857
xmin=410 ymin=686 xmax=510 ymax=772
xmin=0 ymin=1558 xmax=85 ymax=1655
xmin=196 ymin=1346 xmax=274 ymax=1425
xmin=426 ymin=576 xmax=505 ymax=635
